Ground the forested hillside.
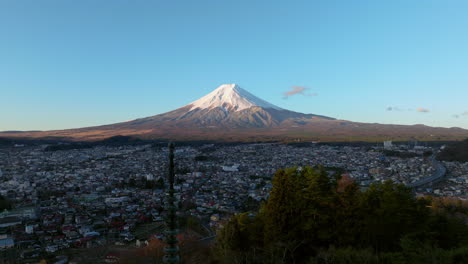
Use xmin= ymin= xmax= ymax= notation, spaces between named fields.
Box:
xmin=212 ymin=166 xmax=468 ymax=264
xmin=438 ymin=138 xmax=468 ymax=162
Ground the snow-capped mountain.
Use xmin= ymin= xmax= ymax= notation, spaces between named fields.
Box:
xmin=1 ymin=84 xmax=467 ymax=141
xmin=188 ymin=84 xmax=283 ymax=112
xmin=130 ymin=84 xmax=333 ymax=128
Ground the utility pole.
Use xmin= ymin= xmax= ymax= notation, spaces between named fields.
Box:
xmin=163 ymin=143 xmax=180 ymax=263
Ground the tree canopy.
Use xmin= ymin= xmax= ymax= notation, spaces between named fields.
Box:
xmin=438 ymin=138 xmax=468 ymax=162
xmin=214 ymin=166 xmax=468 ymax=264
xmin=0 ymin=195 xmax=12 ymax=210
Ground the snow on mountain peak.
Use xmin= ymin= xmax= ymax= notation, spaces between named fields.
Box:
xmin=189 ymin=84 xmax=283 ymax=112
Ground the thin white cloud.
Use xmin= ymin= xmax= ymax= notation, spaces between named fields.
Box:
xmin=416 ymin=107 xmax=430 ymax=113
xmin=386 ymin=106 xmax=404 ymax=111
xmin=453 ymin=111 xmax=468 ymax=118
xmin=387 ymin=106 xmax=430 ymax=113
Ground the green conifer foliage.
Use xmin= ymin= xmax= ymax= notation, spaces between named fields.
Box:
xmin=215 ymin=166 xmax=468 ymax=263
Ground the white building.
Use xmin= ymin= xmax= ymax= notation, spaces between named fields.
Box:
xmin=145 ymin=174 xmax=154 ymax=181
xmin=25 ymin=225 xmax=34 ymax=234
xmin=222 ymin=164 xmax=240 ymax=172
xmin=383 ymin=141 xmax=393 ymax=150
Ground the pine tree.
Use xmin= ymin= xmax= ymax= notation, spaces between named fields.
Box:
xmin=359 ymin=180 xmax=430 ymax=251
xmin=333 ymin=174 xmax=362 ymax=246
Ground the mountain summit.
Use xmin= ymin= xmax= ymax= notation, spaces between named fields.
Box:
xmin=1 ymin=84 xmax=467 ymax=141
xmin=188 ymin=84 xmax=283 ymax=112
xmin=132 ymin=84 xmax=332 ymax=128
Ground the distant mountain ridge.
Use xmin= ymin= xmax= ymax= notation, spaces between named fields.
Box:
xmin=1 ymin=84 xmax=468 ymax=142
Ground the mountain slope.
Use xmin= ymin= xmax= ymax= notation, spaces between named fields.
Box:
xmin=1 ymin=84 xmax=468 ymax=142
xmin=188 ymin=84 xmax=283 ymax=112
xmin=110 ymin=84 xmax=334 ymax=129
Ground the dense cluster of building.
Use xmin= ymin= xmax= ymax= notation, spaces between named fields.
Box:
xmin=433 ymin=161 xmax=468 ymax=197
xmin=0 ymin=142 xmax=467 ymax=262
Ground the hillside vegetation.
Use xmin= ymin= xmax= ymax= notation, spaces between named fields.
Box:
xmin=213 ymin=167 xmax=468 ymax=264
xmin=438 ymin=138 xmax=468 ymax=162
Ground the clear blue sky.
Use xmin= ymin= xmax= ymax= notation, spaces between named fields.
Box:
xmin=1 ymin=0 xmax=468 ymax=131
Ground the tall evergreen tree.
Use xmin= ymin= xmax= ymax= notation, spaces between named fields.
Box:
xmin=215 ymin=166 xmax=468 ymax=263
xmin=333 ymin=174 xmax=362 ymax=247
xmin=359 ymin=180 xmax=430 ymax=251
